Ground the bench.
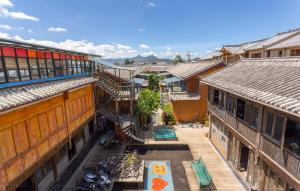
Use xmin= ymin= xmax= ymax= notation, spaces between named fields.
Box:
xmin=192 ymin=159 xmax=212 ymax=189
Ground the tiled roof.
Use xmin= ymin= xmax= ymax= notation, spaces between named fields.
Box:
xmin=267 ymin=33 xmax=300 ymax=50
xmin=245 ymin=29 xmax=300 ymax=51
xmin=167 ymin=61 xmax=222 ymax=80
xmin=202 ymin=57 xmax=300 ymax=117
xmin=170 ymin=92 xmax=200 ymax=101
xmin=0 ymin=76 xmax=96 ymax=112
xmin=199 ymin=51 xmax=222 ymax=60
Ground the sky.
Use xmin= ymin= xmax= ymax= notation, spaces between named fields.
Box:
xmin=0 ymin=0 xmax=300 ymax=59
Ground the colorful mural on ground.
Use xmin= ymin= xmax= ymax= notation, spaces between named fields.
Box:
xmin=145 ymin=160 xmax=174 ymax=191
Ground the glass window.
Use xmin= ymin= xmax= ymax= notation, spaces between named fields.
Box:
xmin=35 ymin=160 xmax=53 ymax=183
xmin=54 ymin=60 xmax=63 ymax=76
xmin=274 ymin=116 xmax=284 ymax=141
xmin=226 ymin=95 xmax=235 ymax=114
xmin=72 ymin=61 xmax=77 ymax=74
xmin=80 ymin=61 xmax=85 ymax=73
xmin=38 ymin=58 xmax=47 ymax=78
xmin=85 ymin=61 xmax=90 ymax=73
xmin=284 ymin=119 xmax=300 ymax=156
xmin=264 ymin=111 xmax=274 ymax=136
xmin=62 ymin=60 xmax=67 ymax=75
xmin=213 ymin=89 xmax=219 ymax=105
xmin=67 ymin=60 xmax=73 ymax=75
xmin=237 ymin=99 xmax=246 ymax=120
xmin=18 ymin=58 xmax=30 ymax=80
xmin=29 ymin=58 xmax=39 ymax=79
xmin=250 ymin=106 xmax=259 ymax=128
xmin=5 ymin=57 xmax=19 ymax=82
xmin=220 ymin=91 xmax=225 ymax=108
xmin=77 ymin=61 xmax=81 ymax=73
xmin=0 ymin=58 xmax=6 ymax=83
xmin=46 ymin=59 xmax=54 ymax=77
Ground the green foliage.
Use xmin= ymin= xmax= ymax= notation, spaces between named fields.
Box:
xmin=137 ymin=89 xmax=160 ymax=114
xmin=162 ymin=103 xmax=176 ymax=125
xmin=137 ymin=89 xmax=160 ymax=126
xmin=124 ymin=59 xmax=133 ymax=65
xmin=148 ymin=73 xmax=160 ymax=92
xmin=173 ymin=54 xmax=185 ymax=64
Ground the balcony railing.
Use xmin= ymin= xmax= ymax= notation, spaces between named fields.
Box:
xmin=260 ymin=136 xmax=300 ymax=180
xmin=208 ymin=102 xmax=225 ymax=120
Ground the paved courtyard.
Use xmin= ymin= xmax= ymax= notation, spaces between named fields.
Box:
xmin=144 ymin=126 xmax=246 ymax=191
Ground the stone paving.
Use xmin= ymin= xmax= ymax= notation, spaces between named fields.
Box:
xmin=144 ymin=126 xmax=246 ymax=191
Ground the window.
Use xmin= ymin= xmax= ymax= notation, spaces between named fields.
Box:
xmin=237 ymin=99 xmax=246 ymax=120
xmin=85 ymin=61 xmax=90 ymax=73
xmin=67 ymin=60 xmax=73 ymax=75
xmin=273 ymin=116 xmax=284 ymax=141
xmin=77 ymin=61 xmax=81 ymax=73
xmin=213 ymin=89 xmax=219 ymax=105
xmin=284 ymin=119 xmax=300 ymax=156
xmin=220 ymin=91 xmax=225 ymax=108
xmin=290 ymin=49 xmax=300 ymax=56
xmin=5 ymin=57 xmax=19 ymax=82
xmin=54 ymin=60 xmax=63 ymax=76
xmin=68 ymin=139 xmax=76 ymax=160
xmin=250 ymin=106 xmax=259 ymax=128
xmin=62 ymin=60 xmax=67 ymax=75
xmin=29 ymin=58 xmax=39 ymax=79
xmin=38 ymin=58 xmax=47 ymax=78
xmin=46 ymin=59 xmax=54 ymax=77
xmin=226 ymin=95 xmax=235 ymax=114
xmin=72 ymin=60 xmax=77 ymax=74
xmin=264 ymin=111 xmax=274 ymax=136
xmin=0 ymin=59 xmax=6 ymax=83
xmin=17 ymin=58 xmax=30 ymax=80
xmin=278 ymin=51 xmax=283 ymax=57
xmin=80 ymin=61 xmax=85 ymax=73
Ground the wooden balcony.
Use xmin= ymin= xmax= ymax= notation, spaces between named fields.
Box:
xmin=260 ymin=136 xmax=300 ymax=180
xmin=236 ymin=121 xmax=257 ymax=144
xmin=208 ymin=102 xmax=225 ymax=120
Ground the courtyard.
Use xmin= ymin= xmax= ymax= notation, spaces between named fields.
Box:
xmin=57 ymin=125 xmax=246 ymax=191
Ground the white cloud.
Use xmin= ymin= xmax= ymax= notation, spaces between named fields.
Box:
xmin=48 ymin=27 xmax=68 ymax=32
xmin=27 ymin=28 xmax=32 ymax=33
xmin=0 ymin=0 xmax=13 ymax=7
xmin=146 ymin=1 xmax=156 ymax=7
xmin=0 ymin=7 xmax=39 ymax=21
xmin=142 ymin=51 xmax=157 ymax=57
xmin=138 ymin=28 xmax=146 ymax=32
xmin=0 ymin=24 xmax=11 ymax=29
xmin=0 ymin=31 xmax=9 ymax=38
xmin=1 ymin=33 xmax=137 ymax=58
xmin=139 ymin=44 xmax=150 ymax=49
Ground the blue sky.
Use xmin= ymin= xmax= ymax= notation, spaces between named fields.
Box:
xmin=1 ymin=0 xmax=300 ymax=59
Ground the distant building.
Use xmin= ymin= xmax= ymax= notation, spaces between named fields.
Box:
xmin=165 ymin=61 xmax=225 ymax=123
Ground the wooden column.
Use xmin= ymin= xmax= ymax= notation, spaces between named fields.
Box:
xmin=258 ymin=161 xmax=268 ymax=191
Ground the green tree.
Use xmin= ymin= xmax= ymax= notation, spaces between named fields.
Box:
xmin=148 ymin=73 xmax=160 ymax=92
xmin=124 ymin=59 xmax=131 ymax=65
xmin=173 ymin=54 xmax=184 ymax=64
xmin=137 ymin=89 xmax=160 ymax=126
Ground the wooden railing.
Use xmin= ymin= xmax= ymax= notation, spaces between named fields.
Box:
xmin=237 ymin=121 xmax=257 ymax=144
xmin=96 ymin=74 xmax=134 ymax=98
xmin=208 ymin=102 xmax=225 ymax=120
xmin=260 ymin=136 xmax=300 ymax=179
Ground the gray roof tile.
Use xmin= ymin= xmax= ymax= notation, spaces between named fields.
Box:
xmin=0 ymin=77 xmax=97 ymax=112
xmin=202 ymin=57 xmax=300 ymax=117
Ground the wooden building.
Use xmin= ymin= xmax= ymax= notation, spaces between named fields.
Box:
xmin=202 ymin=57 xmax=300 ymax=191
xmin=166 ymin=61 xmax=225 ymax=123
xmin=0 ymin=38 xmax=98 ymax=191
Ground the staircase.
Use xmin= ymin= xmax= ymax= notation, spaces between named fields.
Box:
xmin=95 ymin=72 xmax=143 ymax=143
